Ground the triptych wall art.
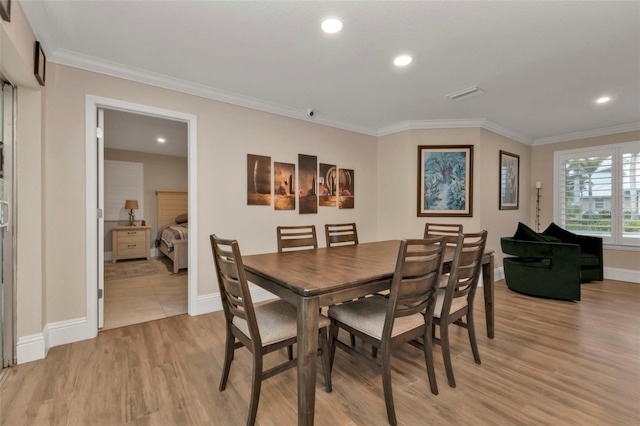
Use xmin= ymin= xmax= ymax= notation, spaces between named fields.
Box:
xmin=247 ymin=153 xmax=354 ymax=212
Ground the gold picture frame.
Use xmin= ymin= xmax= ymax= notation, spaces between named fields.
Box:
xmin=417 ymin=145 xmax=473 ymax=217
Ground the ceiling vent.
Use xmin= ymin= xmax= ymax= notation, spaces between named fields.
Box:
xmin=446 ymin=85 xmax=485 ymax=102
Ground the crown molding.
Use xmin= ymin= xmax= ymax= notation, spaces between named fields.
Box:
xmin=378 ymin=119 xmax=532 ymax=145
xmin=50 ymin=49 xmax=379 ymax=136
xmin=533 ymin=122 xmax=640 ymax=146
xmin=481 ymin=121 xmax=532 ymax=145
xmin=48 ymin=49 xmax=636 ymax=145
xmin=377 ymin=119 xmax=485 ymax=137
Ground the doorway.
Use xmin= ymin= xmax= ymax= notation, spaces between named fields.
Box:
xmin=85 ymin=96 xmax=198 ymax=335
xmin=101 ymin=109 xmax=189 ymax=330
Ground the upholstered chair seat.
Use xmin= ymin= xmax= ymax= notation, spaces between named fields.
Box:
xmin=233 ymin=299 xmax=331 ymax=346
xmin=328 ymin=297 xmax=427 ymax=340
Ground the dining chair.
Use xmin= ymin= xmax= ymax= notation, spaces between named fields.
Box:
xmin=325 ymin=223 xmax=358 ymax=247
xmin=210 ymin=235 xmax=332 ymax=426
xmin=325 ymin=222 xmax=360 ymax=347
xmin=423 ymin=222 xmax=463 ymax=238
xmin=424 ymin=222 xmax=463 ymax=289
xmin=432 ymin=230 xmax=488 ymax=388
xmin=328 ymin=236 xmax=446 ymax=426
xmin=277 ymin=225 xmax=318 ymax=252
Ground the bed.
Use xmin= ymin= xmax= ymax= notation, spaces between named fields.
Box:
xmin=156 ymin=190 xmax=188 ymax=273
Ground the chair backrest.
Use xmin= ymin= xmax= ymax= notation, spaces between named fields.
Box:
xmin=325 ymin=223 xmax=358 ymax=248
xmin=441 ymin=231 xmax=488 ymax=317
xmin=210 ymin=235 xmax=261 ymax=347
xmin=383 ymin=236 xmax=446 ymax=339
xmin=277 ymin=225 xmax=318 ymax=253
xmin=424 ymin=223 xmax=463 ymax=238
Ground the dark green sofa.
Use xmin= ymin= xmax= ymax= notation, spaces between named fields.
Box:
xmin=500 ymin=223 xmax=604 ymax=301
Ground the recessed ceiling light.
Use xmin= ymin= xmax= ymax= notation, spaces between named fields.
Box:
xmin=393 ymin=55 xmax=412 ymax=67
xmin=321 ymin=17 xmax=342 ymax=34
xmin=157 ymin=137 xmax=166 ymax=143
xmin=596 ymin=96 xmax=611 ymax=104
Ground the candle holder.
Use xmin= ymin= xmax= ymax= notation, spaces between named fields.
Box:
xmin=535 ymin=182 xmax=542 ymax=232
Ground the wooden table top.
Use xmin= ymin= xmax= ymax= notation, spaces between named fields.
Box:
xmin=243 ymin=240 xmax=401 ymax=297
xmin=243 ymin=240 xmax=495 ymax=298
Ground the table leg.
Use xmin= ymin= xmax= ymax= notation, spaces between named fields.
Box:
xmin=482 ymin=252 xmax=495 ymax=338
xmin=298 ymin=296 xmax=319 ymax=425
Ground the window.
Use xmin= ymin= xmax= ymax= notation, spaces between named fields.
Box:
xmin=555 ymin=141 xmax=640 ymax=248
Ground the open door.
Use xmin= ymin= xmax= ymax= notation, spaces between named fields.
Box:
xmin=97 ymin=108 xmax=105 ymax=329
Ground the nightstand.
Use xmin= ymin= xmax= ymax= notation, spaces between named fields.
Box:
xmin=111 ymin=225 xmax=151 ymax=263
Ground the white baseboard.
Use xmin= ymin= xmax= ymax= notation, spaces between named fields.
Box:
xmin=16 ymin=333 xmax=46 ymax=364
xmin=495 ymin=265 xmax=636 ymax=283
xmin=17 ymin=264 xmax=633 ymax=365
xmin=604 ymin=267 xmax=640 ymax=283
xmin=45 ymin=317 xmax=94 ymax=349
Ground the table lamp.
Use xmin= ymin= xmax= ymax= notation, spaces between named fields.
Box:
xmin=125 ymin=199 xmax=139 ymax=226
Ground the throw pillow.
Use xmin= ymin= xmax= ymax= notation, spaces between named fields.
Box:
xmin=513 ymin=222 xmax=548 ymax=242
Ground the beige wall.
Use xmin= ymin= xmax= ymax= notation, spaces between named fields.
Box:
xmin=376 ymin=127 xmax=531 ymax=268
xmin=44 ymin=62 xmax=378 ymax=324
xmin=532 ymin=130 xmax=640 ymax=272
xmin=103 ymin=149 xmax=188 ymax=251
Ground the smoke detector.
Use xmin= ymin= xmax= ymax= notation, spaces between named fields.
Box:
xmin=446 ymin=86 xmax=485 ymax=102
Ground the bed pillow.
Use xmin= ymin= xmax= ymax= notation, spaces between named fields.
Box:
xmin=175 ymin=213 xmax=188 ymax=224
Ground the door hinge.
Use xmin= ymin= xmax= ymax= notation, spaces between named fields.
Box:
xmin=96 ymin=127 xmax=104 ymax=138
xmin=97 ymin=208 xmax=103 ymax=219
xmin=98 ymin=289 xmax=103 ymax=299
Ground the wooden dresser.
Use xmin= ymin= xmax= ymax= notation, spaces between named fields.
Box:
xmin=111 ymin=225 xmax=151 ymax=263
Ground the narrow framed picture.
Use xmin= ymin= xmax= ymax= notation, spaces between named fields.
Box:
xmin=34 ymin=41 xmax=46 ymax=86
xmin=499 ymin=150 xmax=519 ymax=210
xmin=0 ymin=0 xmax=10 ymax=22
xmin=417 ymin=145 xmax=473 ymax=217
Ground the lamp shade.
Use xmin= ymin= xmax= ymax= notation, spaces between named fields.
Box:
xmin=125 ymin=199 xmax=139 ymax=210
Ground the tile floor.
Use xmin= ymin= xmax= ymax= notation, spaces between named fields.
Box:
xmin=103 ymin=257 xmax=188 ymax=330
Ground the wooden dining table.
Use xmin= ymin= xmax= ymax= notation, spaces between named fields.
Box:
xmin=243 ymin=240 xmax=495 ymax=426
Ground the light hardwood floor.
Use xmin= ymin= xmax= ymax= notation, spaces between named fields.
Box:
xmin=103 ymin=257 xmax=188 ymax=330
xmin=1 ymin=279 xmax=638 ymax=425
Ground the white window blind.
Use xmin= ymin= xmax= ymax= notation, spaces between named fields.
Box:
xmin=555 ymin=141 xmax=640 ymax=247
xmin=104 ymin=160 xmax=144 ymax=221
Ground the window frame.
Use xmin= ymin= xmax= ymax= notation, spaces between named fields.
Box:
xmin=554 ymin=140 xmax=640 ymax=250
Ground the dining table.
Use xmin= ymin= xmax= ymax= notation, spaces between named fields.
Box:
xmin=242 ymin=239 xmax=495 ymax=426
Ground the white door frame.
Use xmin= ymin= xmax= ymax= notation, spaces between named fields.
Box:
xmin=85 ymin=95 xmax=198 ymax=334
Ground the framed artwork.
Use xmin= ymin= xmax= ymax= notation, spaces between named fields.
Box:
xmin=34 ymin=41 xmax=46 ymax=86
xmin=0 ymin=0 xmax=10 ymax=22
xmin=319 ymin=163 xmax=337 ymax=207
xmin=499 ymin=150 xmax=519 ymax=210
xmin=417 ymin=145 xmax=473 ymax=217
xmin=338 ymin=168 xmax=354 ymax=209
xmin=247 ymin=154 xmax=271 ymax=206
xmin=298 ymin=154 xmax=317 ymax=214
xmin=274 ymin=162 xmax=295 ymax=210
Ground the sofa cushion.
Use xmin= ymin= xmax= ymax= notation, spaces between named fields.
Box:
xmin=513 ymin=222 xmax=549 ymax=242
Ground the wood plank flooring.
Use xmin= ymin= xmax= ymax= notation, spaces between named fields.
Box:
xmin=1 ymin=279 xmax=639 ymax=425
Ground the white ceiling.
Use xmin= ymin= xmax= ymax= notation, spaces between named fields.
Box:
xmin=103 ymin=109 xmax=188 ymax=157
xmin=21 ymin=1 xmax=640 ymax=146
